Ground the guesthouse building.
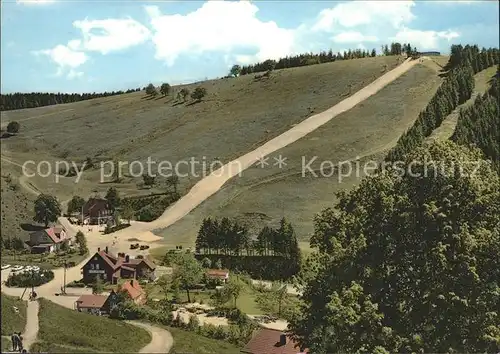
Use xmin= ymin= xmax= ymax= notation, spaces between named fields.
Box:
xmin=81 ymin=247 xmax=156 ymax=284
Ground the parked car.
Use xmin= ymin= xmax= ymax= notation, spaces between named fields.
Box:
xmin=1 ymin=264 xmax=11 ymax=270
xmin=130 ymin=243 xmax=139 ymax=250
xmin=11 ymin=265 xmax=24 ymax=272
xmin=140 ymin=245 xmax=150 ymax=250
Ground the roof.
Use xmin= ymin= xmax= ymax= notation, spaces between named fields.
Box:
xmin=83 ymin=198 xmax=110 ymax=216
xmin=123 ymin=257 xmax=156 ymax=270
xmin=75 ymin=295 xmax=108 ymax=308
xmin=82 ymin=250 xmax=156 ymax=272
xmin=33 ymin=227 xmax=66 ymax=244
xmin=241 ymin=328 xmax=306 ymax=354
xmin=120 ymin=279 xmax=144 ymax=300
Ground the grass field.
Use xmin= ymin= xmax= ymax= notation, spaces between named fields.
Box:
xmin=0 ymin=161 xmax=36 ymax=241
xmin=35 ymin=298 xmax=151 ymax=352
xmin=155 ymin=60 xmax=446 ymax=243
xmin=169 ymin=327 xmax=240 ymax=354
xmin=1 ymin=250 xmax=87 ymax=269
xmin=1 ymin=293 xmax=27 ymax=335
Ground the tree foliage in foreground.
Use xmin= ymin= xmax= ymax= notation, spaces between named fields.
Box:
xmin=290 ymin=141 xmax=500 ymax=353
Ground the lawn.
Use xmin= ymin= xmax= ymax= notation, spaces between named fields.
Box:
xmin=146 ymin=275 xmax=290 ymax=316
xmin=155 ymin=60 xmax=445 ymax=244
xmin=169 ymin=327 xmax=241 ymax=354
xmin=1 ymin=250 xmax=88 ymax=269
xmin=30 ymin=342 xmax=99 ymax=353
xmin=36 ymin=298 xmax=151 ymax=352
xmin=1 ymin=293 xmax=27 ymax=336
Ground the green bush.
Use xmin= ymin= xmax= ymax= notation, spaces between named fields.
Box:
xmin=6 ymin=270 xmax=54 ymax=287
xmin=66 ymin=280 xmax=86 ymax=288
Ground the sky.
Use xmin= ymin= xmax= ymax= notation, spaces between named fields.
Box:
xmin=1 ymin=0 xmax=498 ymax=93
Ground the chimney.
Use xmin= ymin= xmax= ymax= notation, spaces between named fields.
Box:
xmin=279 ymin=333 xmax=286 ymax=346
xmin=98 ymin=247 xmax=100 ymax=252
xmin=105 ymin=246 xmax=108 ymax=254
xmin=125 ymin=255 xmax=130 ymax=263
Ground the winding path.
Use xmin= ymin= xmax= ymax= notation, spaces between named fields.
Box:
xmin=22 ymin=300 xmax=39 ymax=351
xmin=127 ymin=321 xmax=173 ymax=353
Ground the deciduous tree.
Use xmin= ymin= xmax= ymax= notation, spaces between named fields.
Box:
xmin=33 ymin=194 xmax=62 ymax=227
xmin=292 ymin=141 xmax=500 ymax=353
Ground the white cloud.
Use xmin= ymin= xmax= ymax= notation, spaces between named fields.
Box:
xmin=145 ymin=2 xmax=297 ymax=66
xmin=34 ymin=44 xmax=88 ymax=69
xmin=313 ymin=1 xmax=416 ymax=32
xmin=390 ymin=27 xmax=460 ymax=50
xmin=67 ymin=69 xmax=84 ymax=79
xmin=72 ymin=18 xmax=151 ymax=54
xmin=333 ymin=31 xmax=378 ymax=43
xmin=16 ymin=0 xmax=55 ymax=4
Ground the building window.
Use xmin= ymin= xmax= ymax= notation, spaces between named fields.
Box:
xmin=96 ymin=264 xmax=100 ymax=270
xmin=90 ymin=264 xmax=95 ymax=270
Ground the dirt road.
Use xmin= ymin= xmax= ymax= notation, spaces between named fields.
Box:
xmin=127 ymin=321 xmax=173 ymax=353
xmin=22 ymin=300 xmax=39 ymax=351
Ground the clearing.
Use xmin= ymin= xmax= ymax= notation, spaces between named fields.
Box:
xmin=426 ymin=65 xmax=498 ymax=142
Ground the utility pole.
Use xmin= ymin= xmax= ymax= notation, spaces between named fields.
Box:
xmin=81 ymin=204 xmax=84 ymax=225
xmin=63 ymin=261 xmax=67 ymax=295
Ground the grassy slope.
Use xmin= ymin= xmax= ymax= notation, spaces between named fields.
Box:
xmin=0 ymin=161 xmax=36 ymax=241
xmin=34 ymin=298 xmax=150 ymax=353
xmin=168 ymin=327 xmax=241 ymax=354
xmin=426 ymin=65 xmax=498 ymax=142
xmin=156 ymin=61 xmax=445 ymax=243
xmin=1 ymin=293 xmax=27 ymax=335
xmin=0 ymin=56 xmax=401 ymax=194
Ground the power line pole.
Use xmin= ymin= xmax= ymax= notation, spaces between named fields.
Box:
xmin=63 ymin=261 xmax=67 ymax=295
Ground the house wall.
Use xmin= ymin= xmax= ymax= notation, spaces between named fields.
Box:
xmin=135 ymin=262 xmax=155 ymax=280
xmin=82 ymin=255 xmax=114 ymax=283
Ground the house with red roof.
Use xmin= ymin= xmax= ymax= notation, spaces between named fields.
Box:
xmin=118 ymin=279 xmax=146 ymax=305
xmin=81 ymin=247 xmax=156 ymax=284
xmin=241 ymin=328 xmax=307 ymax=354
xmin=29 ymin=225 xmax=71 ymax=253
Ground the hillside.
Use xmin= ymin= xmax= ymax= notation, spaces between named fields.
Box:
xmin=155 ymin=59 xmax=447 ymax=243
xmin=0 ymin=55 xmax=402 ymax=240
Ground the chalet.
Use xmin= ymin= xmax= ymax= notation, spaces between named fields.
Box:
xmin=418 ymin=51 xmax=441 ymax=56
xmin=82 ymin=198 xmax=113 ymax=225
xmin=81 ymin=247 xmax=156 ymax=284
xmin=241 ymin=328 xmax=307 ymax=354
xmin=29 ymin=226 xmax=71 ymax=253
xmin=119 ymin=279 xmax=146 ymax=305
xmin=206 ymin=269 xmax=230 ymax=283
xmin=74 ymin=291 xmax=120 ymax=315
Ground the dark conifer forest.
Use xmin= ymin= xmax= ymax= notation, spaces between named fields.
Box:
xmin=0 ymin=88 xmax=141 ymax=111
xmin=386 ymin=45 xmax=500 ymax=162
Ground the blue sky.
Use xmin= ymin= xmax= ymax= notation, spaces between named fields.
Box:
xmin=1 ymin=0 xmax=498 ymax=93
